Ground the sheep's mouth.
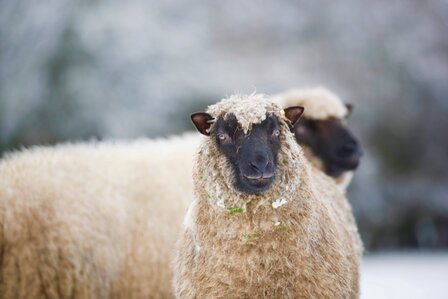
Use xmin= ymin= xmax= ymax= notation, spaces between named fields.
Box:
xmin=329 ymin=145 xmax=363 ymax=172
xmin=244 ymin=173 xmax=274 ymax=180
xmin=245 ymin=177 xmax=272 ymax=184
xmin=326 ymin=158 xmax=359 ymax=177
xmin=330 ymin=155 xmax=361 ymax=171
xmin=240 ymin=174 xmax=275 ymax=193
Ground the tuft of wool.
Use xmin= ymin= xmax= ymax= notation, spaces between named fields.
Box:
xmin=173 ymin=94 xmax=363 ymax=299
xmin=207 ymin=93 xmax=283 ymax=133
xmin=274 ymin=86 xmax=349 ymax=120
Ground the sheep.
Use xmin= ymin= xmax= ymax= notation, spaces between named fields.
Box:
xmin=0 ymin=133 xmax=200 ymax=299
xmin=172 ymin=93 xmax=363 ymax=298
xmin=274 ymin=87 xmax=363 ymax=190
xmin=0 ymin=88 xmax=362 ymax=298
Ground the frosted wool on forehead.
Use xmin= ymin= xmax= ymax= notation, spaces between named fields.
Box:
xmin=207 ymin=94 xmax=284 ymax=133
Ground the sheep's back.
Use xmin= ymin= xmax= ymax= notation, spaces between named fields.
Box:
xmin=0 ymin=134 xmax=199 ymax=299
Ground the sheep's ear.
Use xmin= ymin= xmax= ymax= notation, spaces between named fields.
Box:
xmin=191 ymin=112 xmax=214 ymax=136
xmin=345 ymin=104 xmax=354 ymax=118
xmin=283 ymin=106 xmax=305 ymax=129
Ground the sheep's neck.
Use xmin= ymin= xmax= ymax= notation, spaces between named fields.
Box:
xmin=302 ymin=144 xmax=353 ymax=189
xmin=194 ymin=186 xmax=316 ymax=265
xmin=195 ymin=166 xmax=314 ymax=247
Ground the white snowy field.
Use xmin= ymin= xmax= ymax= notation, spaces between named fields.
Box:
xmin=361 ymin=252 xmax=448 ymax=299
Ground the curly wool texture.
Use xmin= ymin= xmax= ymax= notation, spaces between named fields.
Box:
xmin=274 ymin=87 xmax=354 ymax=190
xmin=207 ymin=93 xmax=282 ymax=133
xmin=0 ymin=133 xmax=200 ymax=299
xmin=173 ymin=94 xmax=363 ymax=298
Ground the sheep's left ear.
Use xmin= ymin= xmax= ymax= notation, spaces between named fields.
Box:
xmin=283 ymin=106 xmax=305 ymax=129
xmin=191 ymin=112 xmax=214 ymax=136
xmin=345 ymin=104 xmax=354 ymax=118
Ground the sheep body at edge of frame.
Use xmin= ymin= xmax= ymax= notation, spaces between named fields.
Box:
xmin=0 ymin=133 xmax=200 ymax=299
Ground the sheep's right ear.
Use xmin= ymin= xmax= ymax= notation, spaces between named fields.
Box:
xmin=191 ymin=113 xmax=214 ymax=136
xmin=283 ymin=106 xmax=305 ymax=129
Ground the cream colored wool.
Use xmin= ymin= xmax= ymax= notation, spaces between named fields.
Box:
xmin=0 ymin=133 xmax=201 ymax=299
xmin=0 ymin=89 xmax=358 ymax=298
xmin=274 ymin=87 xmax=354 ymax=190
xmin=274 ymin=86 xmax=349 ymax=120
xmin=172 ymin=94 xmax=363 ymax=298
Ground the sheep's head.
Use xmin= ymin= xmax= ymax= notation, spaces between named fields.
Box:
xmin=191 ymin=94 xmax=304 ymax=194
xmin=275 ymin=87 xmax=363 ymax=180
xmin=294 ymin=105 xmax=362 ymax=177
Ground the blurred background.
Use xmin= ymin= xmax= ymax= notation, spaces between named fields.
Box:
xmin=1 ymin=0 xmax=448 ymax=295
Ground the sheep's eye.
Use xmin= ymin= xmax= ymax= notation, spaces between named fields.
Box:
xmin=218 ymin=133 xmax=227 ymax=140
xmin=273 ymin=129 xmax=280 ymax=137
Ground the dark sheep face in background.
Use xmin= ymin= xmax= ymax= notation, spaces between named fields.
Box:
xmin=294 ymin=115 xmax=363 ymax=178
xmin=191 ymin=107 xmax=303 ymax=194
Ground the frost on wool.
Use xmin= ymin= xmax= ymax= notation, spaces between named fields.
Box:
xmin=183 ymin=199 xmax=201 ymax=252
xmin=272 ymin=197 xmax=288 ymax=209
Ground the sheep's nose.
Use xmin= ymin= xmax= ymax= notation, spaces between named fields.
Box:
xmin=249 ymin=153 xmax=269 ymax=173
xmin=337 ymin=139 xmax=360 ymax=158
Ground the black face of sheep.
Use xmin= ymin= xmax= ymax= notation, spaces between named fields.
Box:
xmin=294 ymin=106 xmax=363 ymax=177
xmin=191 ymin=106 xmax=304 ymax=194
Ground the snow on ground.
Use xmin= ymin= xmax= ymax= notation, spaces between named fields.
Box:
xmin=361 ymin=252 xmax=448 ymax=299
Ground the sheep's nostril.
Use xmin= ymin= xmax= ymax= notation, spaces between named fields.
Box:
xmin=250 ymin=161 xmax=263 ymax=172
xmin=249 ymin=162 xmax=257 ymax=170
xmin=245 ymin=161 xmax=274 ymax=180
xmin=256 ymin=154 xmax=268 ymax=165
xmin=249 ymin=154 xmax=269 ymax=171
xmin=344 ymin=142 xmax=356 ymax=153
xmin=337 ymin=141 xmax=358 ymax=158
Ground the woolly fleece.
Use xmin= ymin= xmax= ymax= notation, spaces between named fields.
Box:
xmin=0 ymin=133 xmax=200 ymax=299
xmin=274 ymin=86 xmax=354 ymax=190
xmin=0 ymin=89 xmax=357 ymax=298
xmin=274 ymin=86 xmax=349 ymax=120
xmin=173 ymin=94 xmax=363 ymax=298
